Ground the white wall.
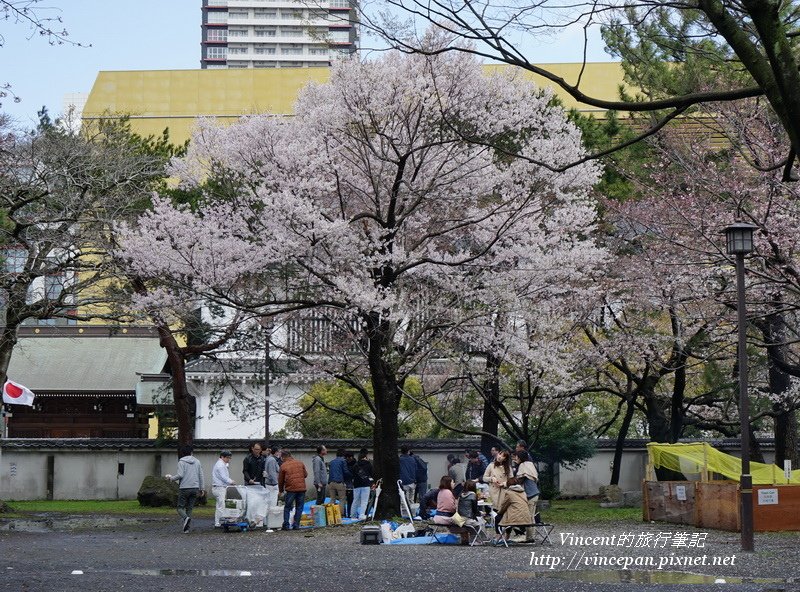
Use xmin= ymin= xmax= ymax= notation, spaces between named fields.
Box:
xmin=0 ymin=443 xmax=651 ymax=501
xmin=558 ymin=448 xmax=649 ymax=496
xmin=191 ymin=380 xmax=307 ymax=439
xmin=0 ymin=445 xmax=456 ymax=501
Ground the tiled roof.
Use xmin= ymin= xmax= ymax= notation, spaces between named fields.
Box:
xmin=0 ymin=437 xmax=781 ymax=451
xmin=8 ymin=336 xmax=167 ymax=391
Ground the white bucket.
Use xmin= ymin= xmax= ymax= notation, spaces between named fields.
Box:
xmin=266 ymin=505 xmax=284 ymax=529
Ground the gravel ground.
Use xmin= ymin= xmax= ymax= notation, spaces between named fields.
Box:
xmin=1 ymin=514 xmax=799 ymax=592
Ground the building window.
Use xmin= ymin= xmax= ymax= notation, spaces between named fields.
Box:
xmin=229 ymin=10 xmax=249 ymax=18
xmin=329 ymin=0 xmax=350 ymax=7
xmin=206 ymin=28 xmax=228 ymax=41
xmin=254 ymin=26 xmax=276 ymax=36
xmin=228 ymin=45 xmax=248 ymax=54
xmin=281 ymin=9 xmax=304 ymax=19
xmin=254 ymin=61 xmax=276 ymax=68
xmin=279 ymin=61 xmax=304 ymax=67
xmin=227 ymin=63 xmax=248 ymax=68
xmin=2 ymin=247 xmax=27 ymax=273
xmin=206 ymin=46 xmax=228 ymax=59
xmin=254 ymin=45 xmax=276 ymax=54
xmin=207 ymin=12 xmax=228 ymax=24
xmin=254 ymin=9 xmax=277 ymax=17
xmin=281 ymin=27 xmax=303 ymax=37
xmin=331 ymin=48 xmax=353 ymax=59
xmin=228 ymin=27 xmax=248 ymax=37
xmin=329 ymin=29 xmax=350 ymax=42
xmin=281 ymin=44 xmax=303 ymax=55
xmin=308 ymin=46 xmax=329 ymax=55
xmin=44 ymin=274 xmax=65 ymax=301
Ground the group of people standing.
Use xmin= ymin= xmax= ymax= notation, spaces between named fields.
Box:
xmin=210 ymin=442 xmax=311 ymax=531
xmin=310 ymin=445 xmax=375 ymax=520
xmin=167 ymin=441 xmax=376 ymax=533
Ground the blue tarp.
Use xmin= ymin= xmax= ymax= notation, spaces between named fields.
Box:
xmin=389 ymin=534 xmax=459 ymax=545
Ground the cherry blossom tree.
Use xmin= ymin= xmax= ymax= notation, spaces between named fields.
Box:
xmin=117 ymin=44 xmax=604 ymax=516
xmin=606 ymin=99 xmax=800 ymax=465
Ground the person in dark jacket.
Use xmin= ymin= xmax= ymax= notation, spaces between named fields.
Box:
xmin=327 ymin=448 xmax=351 ymax=508
xmin=465 ymin=450 xmax=487 ymax=482
xmin=243 ymin=441 xmax=266 ymax=486
xmin=350 ymin=450 xmax=373 ymax=519
xmin=418 ymin=487 xmax=439 ymax=520
xmin=413 ymin=452 xmax=428 ymax=503
xmin=344 ymin=451 xmax=356 ymax=516
xmin=399 ymin=445 xmax=418 ymax=503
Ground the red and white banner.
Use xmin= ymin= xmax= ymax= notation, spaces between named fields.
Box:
xmin=3 ymin=380 xmax=35 ymax=406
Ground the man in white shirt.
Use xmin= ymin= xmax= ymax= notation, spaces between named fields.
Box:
xmin=212 ymin=450 xmax=235 ymax=528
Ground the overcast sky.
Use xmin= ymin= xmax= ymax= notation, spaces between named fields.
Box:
xmin=1 ymin=0 xmax=610 ymax=127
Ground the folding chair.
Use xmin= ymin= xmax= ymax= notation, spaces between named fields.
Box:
xmin=531 ymin=523 xmax=555 ymax=544
xmin=496 ymin=523 xmax=534 ymax=548
xmin=464 ymin=516 xmax=491 ymax=546
xmin=426 ymin=519 xmax=451 ymax=543
xmin=532 ymin=512 xmax=554 ymax=545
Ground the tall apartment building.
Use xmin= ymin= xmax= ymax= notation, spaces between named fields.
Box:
xmin=201 ymin=0 xmax=358 ymax=69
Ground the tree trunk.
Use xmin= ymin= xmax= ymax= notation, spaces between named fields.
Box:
xmin=156 ymin=324 xmax=193 ymax=447
xmin=480 ymin=353 xmax=502 ymax=457
xmin=366 ymin=313 xmax=401 ymax=519
xmin=669 ymin=358 xmax=687 ymax=442
xmin=763 ymin=309 xmax=800 ymax=466
xmin=774 ymin=409 xmax=799 ymax=467
xmin=749 ymin=424 xmax=766 ymax=464
xmin=643 ymin=381 xmax=685 ymax=480
xmin=0 ymin=321 xmax=20 ymax=387
xmin=610 ymin=396 xmax=636 ymax=486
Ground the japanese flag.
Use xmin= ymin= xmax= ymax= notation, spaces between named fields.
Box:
xmin=3 ymin=380 xmax=35 ymax=406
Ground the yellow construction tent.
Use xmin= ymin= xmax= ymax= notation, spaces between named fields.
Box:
xmin=647 ymin=442 xmax=800 ymax=485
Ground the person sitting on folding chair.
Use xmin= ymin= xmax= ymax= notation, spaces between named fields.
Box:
xmin=492 ymin=479 xmax=533 ymax=546
xmin=455 ymin=480 xmax=483 ymax=545
xmin=433 ymin=476 xmax=457 ymax=525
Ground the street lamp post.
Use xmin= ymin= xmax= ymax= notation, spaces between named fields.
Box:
xmin=723 ymin=221 xmax=758 ymax=553
xmin=263 ymin=319 xmax=272 ymax=441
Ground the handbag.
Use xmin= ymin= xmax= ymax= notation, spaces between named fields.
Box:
xmin=451 ymin=512 xmax=467 ymax=527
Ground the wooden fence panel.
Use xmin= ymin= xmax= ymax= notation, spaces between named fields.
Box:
xmin=695 ymin=482 xmax=739 ymax=532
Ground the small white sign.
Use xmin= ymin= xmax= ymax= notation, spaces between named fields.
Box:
xmin=784 ymin=460 xmax=792 ymax=482
xmin=675 ymin=485 xmax=687 ymax=501
xmin=757 ymin=488 xmax=779 ymax=505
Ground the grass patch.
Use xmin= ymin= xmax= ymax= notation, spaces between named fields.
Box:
xmin=5 ymin=499 xmax=214 ymax=517
xmin=2 ymin=499 xmax=640 ymax=524
xmin=545 ymin=499 xmax=641 ymax=523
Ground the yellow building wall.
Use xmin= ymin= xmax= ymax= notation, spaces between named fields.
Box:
xmin=83 ymin=63 xmax=626 ymax=144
